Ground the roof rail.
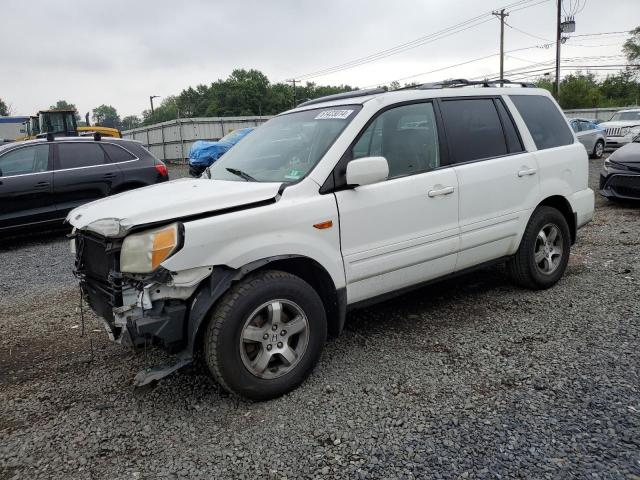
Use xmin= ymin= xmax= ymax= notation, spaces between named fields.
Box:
xmin=416 ymin=78 xmax=536 ymax=89
xmin=297 ymin=87 xmax=387 ymax=108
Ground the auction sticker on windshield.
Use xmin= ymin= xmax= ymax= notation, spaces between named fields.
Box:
xmin=315 ymin=109 xmax=354 ymax=120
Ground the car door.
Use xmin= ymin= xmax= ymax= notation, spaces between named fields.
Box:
xmin=0 ymin=143 xmax=56 ymax=230
xmin=579 ymin=120 xmax=597 ymax=152
xmin=333 ymin=102 xmax=459 ymax=304
xmin=53 ymin=141 xmax=124 ymax=216
xmin=438 ymin=97 xmax=540 ymax=270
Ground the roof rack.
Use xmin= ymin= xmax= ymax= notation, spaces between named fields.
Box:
xmin=297 ymin=87 xmax=387 ymax=108
xmin=415 ymin=78 xmax=536 ymax=89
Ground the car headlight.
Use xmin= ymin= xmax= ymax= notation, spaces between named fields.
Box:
xmin=120 ymin=223 xmax=182 ymax=273
xmin=629 ymin=126 xmax=640 ymax=136
xmin=86 ymin=218 xmax=124 ymax=237
xmin=621 ymin=127 xmax=631 ymax=136
xmin=603 ymin=158 xmax=611 ymax=171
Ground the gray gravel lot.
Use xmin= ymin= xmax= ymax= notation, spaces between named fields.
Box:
xmin=1 ymin=159 xmax=639 ymax=479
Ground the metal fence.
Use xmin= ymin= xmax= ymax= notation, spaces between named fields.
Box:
xmin=563 ymin=107 xmax=629 ymax=122
xmin=122 ymin=116 xmax=271 ymax=163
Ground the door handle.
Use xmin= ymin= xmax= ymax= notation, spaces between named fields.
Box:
xmin=34 ymin=181 xmax=50 ymax=188
xmin=428 ymin=186 xmax=455 ymax=197
xmin=518 ymin=168 xmax=537 ymax=177
xmin=103 ymin=173 xmax=116 ymax=178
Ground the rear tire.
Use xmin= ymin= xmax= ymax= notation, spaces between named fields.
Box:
xmin=204 ymin=270 xmax=327 ymax=401
xmin=591 ymin=140 xmax=604 ymax=159
xmin=507 ymin=206 xmax=571 ymax=290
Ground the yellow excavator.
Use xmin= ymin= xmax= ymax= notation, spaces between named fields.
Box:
xmin=17 ymin=109 xmax=121 ymax=140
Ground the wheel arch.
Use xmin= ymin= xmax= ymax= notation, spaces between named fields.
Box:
xmin=536 ymin=195 xmax=576 ymax=244
xmin=188 ymin=255 xmax=346 ymax=360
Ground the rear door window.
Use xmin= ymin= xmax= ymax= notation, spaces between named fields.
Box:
xmin=102 ymin=143 xmax=136 ymax=163
xmin=439 ymin=98 xmax=508 ymax=163
xmin=510 ymin=95 xmax=574 ymax=150
xmin=0 ymin=145 xmax=50 ymax=176
xmin=57 ymin=143 xmax=107 ymax=169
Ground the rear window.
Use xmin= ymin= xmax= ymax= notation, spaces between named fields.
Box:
xmin=510 ymin=95 xmax=573 ymax=150
xmin=58 ymin=142 xmax=106 ymax=169
xmin=440 ymin=98 xmax=508 ymax=163
xmin=102 ymin=143 xmax=136 ymax=163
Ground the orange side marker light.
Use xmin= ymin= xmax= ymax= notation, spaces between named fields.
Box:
xmin=313 ymin=220 xmax=333 ymax=230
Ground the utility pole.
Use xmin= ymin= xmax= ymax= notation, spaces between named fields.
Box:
xmin=554 ymin=0 xmax=562 ymax=99
xmin=287 ymin=79 xmax=298 ymax=108
xmin=150 ymin=95 xmax=159 ymax=115
xmin=492 ymin=9 xmax=508 ymax=85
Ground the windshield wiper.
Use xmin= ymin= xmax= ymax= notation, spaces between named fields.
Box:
xmin=226 ymin=167 xmax=257 ymax=182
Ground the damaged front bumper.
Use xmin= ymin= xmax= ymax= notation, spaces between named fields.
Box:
xmin=74 ymin=230 xmax=213 ymax=385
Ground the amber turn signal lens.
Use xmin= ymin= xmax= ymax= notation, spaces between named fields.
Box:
xmin=151 ymin=227 xmax=177 ymax=268
xmin=313 ymin=220 xmax=333 ymax=230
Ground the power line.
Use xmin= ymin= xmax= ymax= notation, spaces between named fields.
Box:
xmin=288 ymin=0 xmax=546 ymax=82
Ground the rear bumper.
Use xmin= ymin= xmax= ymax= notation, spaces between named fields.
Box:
xmin=568 ymin=188 xmax=595 ymax=230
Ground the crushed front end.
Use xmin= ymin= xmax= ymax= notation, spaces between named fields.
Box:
xmin=72 ymin=228 xmax=212 ymax=384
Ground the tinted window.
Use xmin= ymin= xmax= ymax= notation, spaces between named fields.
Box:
xmin=495 ymin=99 xmax=524 ymax=153
xmin=510 ymin=95 xmax=573 ymax=150
xmin=352 ymin=102 xmax=440 ymax=178
xmin=58 ymin=143 xmax=106 ymax=169
xmin=0 ymin=145 xmax=49 ymax=176
xmin=440 ymin=98 xmax=507 ymax=163
xmin=102 ymin=143 xmax=136 ymax=163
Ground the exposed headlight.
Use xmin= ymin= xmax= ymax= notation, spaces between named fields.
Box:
xmin=120 ymin=223 xmax=182 ymax=273
xmin=603 ymin=158 xmax=611 ymax=171
xmin=621 ymin=127 xmax=631 ymax=136
xmin=86 ymin=218 xmax=124 ymax=237
xmin=629 ymin=126 xmax=640 ymax=136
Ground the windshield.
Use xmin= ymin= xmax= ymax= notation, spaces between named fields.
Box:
xmin=609 ymin=111 xmax=640 ymax=122
xmin=208 ymin=106 xmax=361 ymax=183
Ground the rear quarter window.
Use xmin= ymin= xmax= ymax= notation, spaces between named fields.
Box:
xmin=510 ymin=95 xmax=574 ymax=150
xmin=102 ymin=143 xmax=136 ymax=163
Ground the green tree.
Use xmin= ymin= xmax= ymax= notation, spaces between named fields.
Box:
xmin=92 ymin=105 xmax=121 ymax=128
xmin=0 ymin=98 xmax=9 ymax=116
xmin=623 ymin=26 xmax=640 ymax=64
xmin=554 ymin=73 xmax=602 ymax=109
xmin=121 ymin=115 xmax=142 ymax=130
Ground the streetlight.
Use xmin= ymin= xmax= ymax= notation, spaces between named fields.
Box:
xmin=149 ymin=95 xmax=160 ymax=115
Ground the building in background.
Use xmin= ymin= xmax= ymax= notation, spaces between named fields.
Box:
xmin=0 ymin=116 xmax=29 ymax=141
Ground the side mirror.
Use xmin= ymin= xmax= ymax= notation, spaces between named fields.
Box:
xmin=345 ymin=156 xmax=389 ymax=187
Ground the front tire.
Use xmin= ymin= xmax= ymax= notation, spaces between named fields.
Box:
xmin=507 ymin=206 xmax=571 ymax=289
xmin=591 ymin=140 xmax=604 ymax=159
xmin=204 ymin=270 xmax=327 ymax=401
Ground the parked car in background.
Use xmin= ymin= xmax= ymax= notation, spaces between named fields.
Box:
xmin=69 ymin=81 xmax=594 ymax=400
xmin=599 ymin=108 xmax=640 ymax=150
xmin=600 ymin=133 xmax=640 ymax=201
xmin=569 ymin=118 xmax=606 ymax=159
xmin=0 ymin=137 xmax=168 ymax=233
xmin=188 ymin=127 xmax=254 ymax=178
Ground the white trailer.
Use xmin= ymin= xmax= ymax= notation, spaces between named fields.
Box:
xmin=0 ymin=116 xmax=29 ymax=141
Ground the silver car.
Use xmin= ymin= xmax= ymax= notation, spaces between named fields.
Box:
xmin=569 ymin=118 xmax=606 ymax=159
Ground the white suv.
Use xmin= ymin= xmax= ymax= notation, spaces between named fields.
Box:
xmin=69 ymin=81 xmax=594 ymax=400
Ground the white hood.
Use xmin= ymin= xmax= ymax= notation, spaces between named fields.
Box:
xmin=67 ymin=178 xmax=281 ymax=234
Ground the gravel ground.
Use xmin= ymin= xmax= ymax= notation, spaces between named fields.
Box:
xmin=1 ymin=159 xmax=639 ymax=479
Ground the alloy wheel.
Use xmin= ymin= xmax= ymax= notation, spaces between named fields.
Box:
xmin=239 ymin=299 xmax=310 ymax=379
xmin=534 ymin=223 xmax=564 ymax=275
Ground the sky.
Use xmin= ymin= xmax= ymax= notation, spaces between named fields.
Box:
xmin=1 ymin=0 xmax=637 ymax=118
